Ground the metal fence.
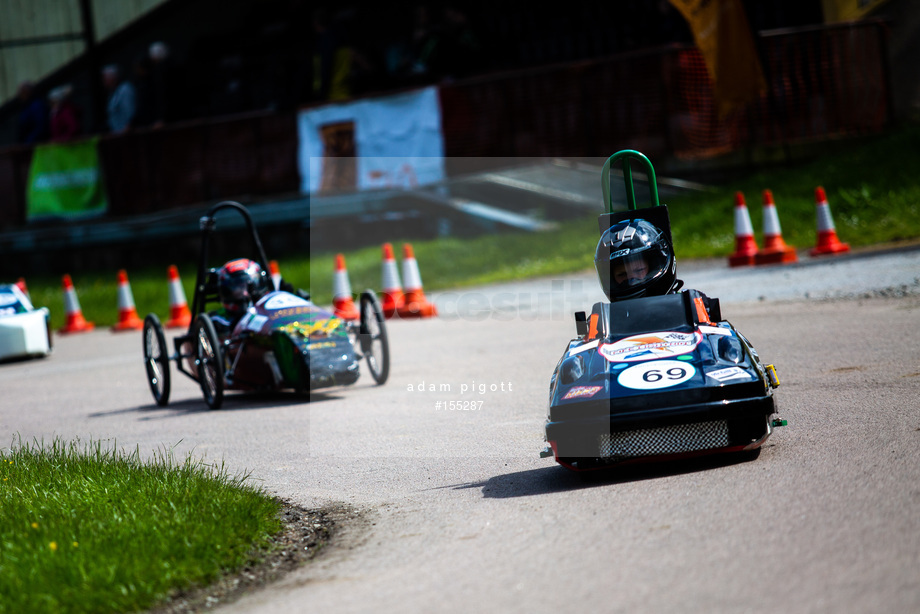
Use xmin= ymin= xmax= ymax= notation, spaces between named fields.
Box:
xmin=0 ymin=20 xmax=890 ymax=231
xmin=440 ymin=19 xmax=890 ymax=160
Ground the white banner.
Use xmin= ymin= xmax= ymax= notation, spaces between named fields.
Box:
xmin=297 ymin=87 xmax=445 ymax=194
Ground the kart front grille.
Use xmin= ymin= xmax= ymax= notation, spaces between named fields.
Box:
xmin=598 ymin=420 xmax=730 ymax=458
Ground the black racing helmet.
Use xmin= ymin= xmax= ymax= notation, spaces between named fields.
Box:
xmin=594 ymin=219 xmax=676 ymax=301
xmin=217 ymin=258 xmax=265 ymax=315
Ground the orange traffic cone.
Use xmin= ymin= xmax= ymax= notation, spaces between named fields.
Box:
xmin=397 ymin=243 xmax=438 ymax=318
xmin=112 ymin=269 xmax=144 ymax=332
xmin=165 ymin=265 xmax=192 ymax=329
xmin=809 ymin=186 xmax=851 ymax=257
xmin=269 ymin=260 xmax=282 ymax=291
xmin=754 ymin=190 xmax=798 ymax=265
xmin=380 ymin=243 xmax=404 ymax=319
xmin=728 ymin=191 xmax=759 ymax=267
xmin=60 ymin=274 xmax=95 ymax=334
xmin=15 ymin=277 xmax=30 ymax=300
xmin=332 ymin=254 xmax=359 ymax=320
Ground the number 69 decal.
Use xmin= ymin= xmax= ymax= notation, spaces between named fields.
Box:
xmin=617 ymin=360 xmax=696 ymax=390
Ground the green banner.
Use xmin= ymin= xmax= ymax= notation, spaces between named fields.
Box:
xmin=27 ymin=138 xmax=107 ymax=220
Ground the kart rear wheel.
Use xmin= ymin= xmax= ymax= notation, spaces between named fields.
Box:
xmin=143 ymin=313 xmax=170 ymax=406
xmin=193 ymin=313 xmax=224 ymax=409
xmin=359 ymin=290 xmax=389 ymax=385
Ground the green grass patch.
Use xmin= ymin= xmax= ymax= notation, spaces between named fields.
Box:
xmin=667 ymin=125 xmax=920 ymax=258
xmin=20 ymin=121 xmax=920 ymax=327
xmin=0 ymin=438 xmax=282 ymax=614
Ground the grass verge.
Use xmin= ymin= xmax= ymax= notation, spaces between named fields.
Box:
xmin=17 ymin=121 xmax=920 ymax=328
xmin=0 ymin=438 xmax=284 ymax=614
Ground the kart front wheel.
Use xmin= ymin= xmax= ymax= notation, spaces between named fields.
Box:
xmin=359 ymin=290 xmax=389 ymax=385
xmin=143 ymin=313 xmax=170 ymax=406
xmin=193 ymin=313 xmax=224 ymax=409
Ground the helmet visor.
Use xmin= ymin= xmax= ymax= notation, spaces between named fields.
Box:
xmin=607 ymin=247 xmax=670 ymax=295
xmin=612 ymin=252 xmax=652 ymax=287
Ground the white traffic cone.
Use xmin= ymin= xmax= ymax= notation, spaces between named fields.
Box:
xmin=380 ymin=243 xmax=404 ymax=319
xmin=754 ymin=189 xmax=798 ymax=265
xmin=269 ymin=260 xmax=282 ymax=291
xmin=397 ymin=243 xmax=437 ymax=318
xmin=728 ymin=191 xmax=759 ymax=267
xmin=809 ymin=186 xmax=851 ymax=257
xmin=112 ymin=269 xmax=144 ymax=331
xmin=60 ymin=274 xmax=95 ymax=334
xmin=165 ymin=265 xmax=192 ymax=329
xmin=332 ymin=254 xmax=359 ymax=320
xmin=15 ymin=277 xmax=30 ymax=300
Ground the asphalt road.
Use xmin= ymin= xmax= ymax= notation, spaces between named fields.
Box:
xmin=2 ymin=247 xmax=919 ymax=614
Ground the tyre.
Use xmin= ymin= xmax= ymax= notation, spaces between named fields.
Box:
xmin=143 ymin=313 xmax=171 ymax=406
xmin=359 ymin=290 xmax=390 ymax=385
xmin=193 ymin=313 xmax=224 ymax=409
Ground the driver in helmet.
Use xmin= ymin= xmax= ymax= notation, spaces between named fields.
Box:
xmin=594 ymin=218 xmax=681 ymax=302
xmin=212 ymin=258 xmax=269 ymax=333
xmin=589 ymin=218 xmax=719 ymax=339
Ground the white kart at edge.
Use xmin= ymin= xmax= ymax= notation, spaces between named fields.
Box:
xmin=0 ymin=283 xmax=51 ymax=361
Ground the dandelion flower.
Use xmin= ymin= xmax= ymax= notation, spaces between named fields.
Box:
xmin=72 ymin=542 xmax=79 ymax=548
xmin=31 ymin=522 xmax=38 ymax=529
xmin=49 ymin=542 xmax=58 ymax=551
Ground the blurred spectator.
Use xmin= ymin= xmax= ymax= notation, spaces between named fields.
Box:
xmin=434 ymin=7 xmax=483 ymax=80
xmin=312 ymin=8 xmax=337 ymax=101
xmin=148 ymin=41 xmax=183 ymax=126
xmin=48 ymin=84 xmax=81 ymax=141
xmin=312 ymin=8 xmax=370 ymax=101
xmin=408 ymin=4 xmax=440 ymax=79
xmin=404 ymin=5 xmax=481 ymax=83
xmin=102 ymin=64 xmax=136 ymax=133
xmin=15 ymin=81 xmax=49 ymax=144
xmin=132 ymin=56 xmax=155 ymax=127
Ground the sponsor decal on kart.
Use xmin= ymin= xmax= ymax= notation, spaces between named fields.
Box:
xmin=699 ymin=325 xmax=732 ymax=336
xmin=562 ymin=385 xmax=603 ymax=400
xmin=567 ymin=340 xmax=599 ymax=356
xmin=707 ymin=366 xmax=752 ymax=382
xmin=271 ymin=306 xmax=319 ymax=320
xmin=260 ymin=293 xmax=312 ymax=311
xmin=243 ymin=314 xmax=269 ymax=332
xmin=280 ymin=318 xmax=346 ymax=339
xmin=599 ymin=331 xmax=701 ymax=363
xmin=0 ymin=292 xmax=19 ymax=307
xmin=617 ymin=360 xmax=696 ymax=390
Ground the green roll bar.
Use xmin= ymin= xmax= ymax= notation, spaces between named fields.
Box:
xmin=600 ymin=149 xmax=660 ymax=213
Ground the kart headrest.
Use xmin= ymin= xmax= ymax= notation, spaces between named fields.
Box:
xmin=203 ymin=268 xmax=219 ymax=295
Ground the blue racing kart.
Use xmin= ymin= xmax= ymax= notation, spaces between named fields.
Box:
xmin=542 ymin=151 xmax=784 ymax=470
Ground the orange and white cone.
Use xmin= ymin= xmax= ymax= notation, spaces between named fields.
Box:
xmin=397 ymin=243 xmax=438 ymax=318
xmin=165 ymin=265 xmax=192 ymax=329
xmin=15 ymin=277 xmax=30 ymax=300
xmin=809 ymin=186 xmax=851 ymax=257
xmin=380 ymin=243 xmax=404 ymax=319
xmin=332 ymin=254 xmax=359 ymax=320
xmin=728 ymin=191 xmax=759 ymax=267
xmin=269 ymin=260 xmax=282 ymax=291
xmin=60 ymin=274 xmax=95 ymax=334
xmin=754 ymin=190 xmax=798 ymax=265
xmin=112 ymin=269 xmax=144 ymax=331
